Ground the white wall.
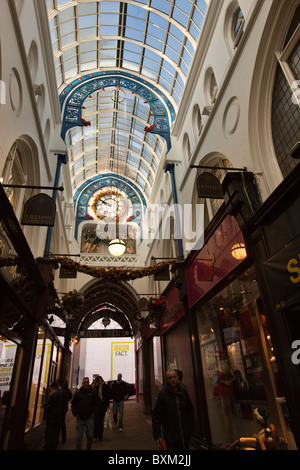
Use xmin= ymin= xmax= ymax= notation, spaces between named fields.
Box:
xmin=77 ymin=337 xmax=136 ymax=386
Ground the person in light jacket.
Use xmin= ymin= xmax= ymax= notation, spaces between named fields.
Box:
xmin=152 ymin=369 xmax=194 ymax=450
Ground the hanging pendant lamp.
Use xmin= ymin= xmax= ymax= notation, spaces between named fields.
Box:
xmin=108 ymin=87 xmax=127 ymax=257
xmin=108 ymin=238 xmax=126 ymax=256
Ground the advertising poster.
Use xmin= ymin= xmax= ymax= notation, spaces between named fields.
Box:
xmin=110 ymin=341 xmax=135 ymax=382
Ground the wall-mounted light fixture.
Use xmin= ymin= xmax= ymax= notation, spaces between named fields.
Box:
xmin=231 ymin=242 xmax=247 ymax=260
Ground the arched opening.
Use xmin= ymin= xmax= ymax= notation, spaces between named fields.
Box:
xmin=54 ymin=279 xmax=141 ymax=389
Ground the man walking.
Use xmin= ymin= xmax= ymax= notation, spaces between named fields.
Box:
xmin=111 ymin=373 xmax=128 ymax=431
xmin=152 ymin=369 xmax=194 ymax=450
xmin=44 ymin=381 xmax=65 ymax=450
xmin=71 ymin=377 xmax=98 ymax=450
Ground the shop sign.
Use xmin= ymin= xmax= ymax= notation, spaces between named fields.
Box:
xmin=197 ymin=172 xmax=223 ymax=199
xmin=59 ymin=265 xmax=77 ymax=278
xmin=160 ymin=285 xmax=185 ymax=334
xmin=21 ymin=193 xmax=56 ymax=226
xmin=154 ymin=267 xmax=170 ymax=281
xmin=185 ymin=214 xmax=247 ymax=308
xmin=53 ymin=328 xmax=130 ymax=338
xmin=263 ymin=234 xmax=300 ymax=310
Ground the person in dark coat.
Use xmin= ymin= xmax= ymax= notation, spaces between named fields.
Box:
xmin=92 ymin=376 xmax=110 ymax=440
xmin=57 ymin=377 xmax=72 ymax=444
xmin=111 ymin=373 xmax=128 ymax=431
xmin=152 ymin=369 xmax=194 ymax=450
xmin=44 ymin=381 xmax=65 ymax=450
xmin=71 ymin=377 xmax=98 ymax=450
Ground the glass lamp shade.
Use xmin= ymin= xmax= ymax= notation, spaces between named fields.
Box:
xmin=231 ymin=242 xmax=247 ymax=260
xmin=108 ymin=239 xmax=126 ymax=256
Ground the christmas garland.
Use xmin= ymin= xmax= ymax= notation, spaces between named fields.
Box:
xmin=0 ymin=256 xmax=176 ymax=281
xmin=55 ymin=256 xmax=176 ymax=281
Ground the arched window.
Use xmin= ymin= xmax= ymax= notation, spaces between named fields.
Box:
xmin=183 ymin=132 xmax=192 ymax=160
xmin=232 ymin=6 xmax=244 ymax=48
xmin=271 ymin=5 xmax=300 ymax=178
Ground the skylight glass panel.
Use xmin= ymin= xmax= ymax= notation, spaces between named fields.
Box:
xmin=48 ymin=0 xmax=209 ymax=198
xmin=77 ymin=3 xmax=98 ymax=15
xmin=59 ymin=18 xmax=76 ymax=36
xmin=145 ymin=35 xmax=164 ymax=52
xmin=150 ymin=0 xmax=171 ymax=15
xmin=137 ymin=174 xmax=146 ymax=188
xmin=149 ymin=12 xmax=168 ymax=31
xmin=100 ymin=1 xmax=120 ymax=13
xmin=57 ymin=0 xmax=70 ymax=6
xmin=180 ymin=58 xmax=189 ymax=76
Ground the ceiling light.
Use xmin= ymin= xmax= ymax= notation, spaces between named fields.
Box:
xmin=108 ymin=239 xmax=126 ymax=256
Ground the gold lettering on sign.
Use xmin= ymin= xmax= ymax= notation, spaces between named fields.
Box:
xmin=287 ymin=255 xmax=300 ymax=284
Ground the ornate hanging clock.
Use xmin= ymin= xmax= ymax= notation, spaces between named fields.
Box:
xmin=88 ymin=186 xmax=132 ymax=222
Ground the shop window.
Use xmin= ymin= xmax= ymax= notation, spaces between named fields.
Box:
xmin=26 ymin=329 xmax=53 ymax=430
xmin=192 ymin=103 xmax=203 ymax=138
xmin=203 ymin=68 xmax=218 ymax=116
xmin=196 ymin=267 xmax=283 ymax=448
xmin=183 ymin=132 xmax=192 ymax=160
xmin=0 ymin=336 xmax=19 ymax=440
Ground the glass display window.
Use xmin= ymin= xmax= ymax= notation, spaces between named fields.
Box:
xmin=196 ymin=267 xmax=281 ymax=448
xmin=0 ymin=335 xmax=20 ymax=443
xmin=26 ymin=330 xmax=57 ymax=430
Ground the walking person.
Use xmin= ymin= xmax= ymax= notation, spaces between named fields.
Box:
xmin=44 ymin=381 xmax=65 ymax=450
xmin=152 ymin=369 xmax=194 ymax=450
xmin=111 ymin=373 xmax=128 ymax=431
xmin=71 ymin=377 xmax=98 ymax=450
xmin=92 ymin=375 xmax=110 ymax=441
xmin=57 ymin=377 xmax=72 ymax=444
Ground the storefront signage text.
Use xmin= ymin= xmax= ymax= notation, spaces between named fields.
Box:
xmin=21 ymin=193 xmax=56 ymax=226
xmin=263 ymin=234 xmax=300 ymax=310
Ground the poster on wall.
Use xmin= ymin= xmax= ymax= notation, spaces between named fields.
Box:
xmin=110 ymin=341 xmax=135 ymax=383
xmin=0 ymin=341 xmax=17 ymax=398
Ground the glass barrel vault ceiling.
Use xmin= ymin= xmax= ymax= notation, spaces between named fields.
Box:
xmin=46 ymin=0 xmax=209 ymax=199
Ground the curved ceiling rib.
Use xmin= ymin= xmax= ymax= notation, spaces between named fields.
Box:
xmin=47 ymin=0 xmax=209 ymax=199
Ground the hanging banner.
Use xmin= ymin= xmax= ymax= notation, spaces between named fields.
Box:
xmin=21 ymin=193 xmax=56 ymax=226
xmin=263 ymin=234 xmax=300 ymax=310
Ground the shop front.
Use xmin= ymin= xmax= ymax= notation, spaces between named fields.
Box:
xmin=185 ymin=211 xmax=295 ymax=449
xmin=0 ymin=184 xmax=64 ymax=449
xmin=222 ymin=166 xmax=300 ymax=449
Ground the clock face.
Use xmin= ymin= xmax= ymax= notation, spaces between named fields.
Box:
xmin=89 ymin=186 xmax=132 ymax=222
xmin=97 ymin=194 xmax=121 ymax=218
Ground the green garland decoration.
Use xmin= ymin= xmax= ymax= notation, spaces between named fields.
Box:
xmin=0 ymin=256 xmax=176 ymax=280
xmin=55 ymin=256 xmax=176 ymax=280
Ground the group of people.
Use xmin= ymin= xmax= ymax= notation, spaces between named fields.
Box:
xmin=43 ymin=372 xmax=129 ymax=450
xmin=44 ymin=368 xmax=276 ymax=451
